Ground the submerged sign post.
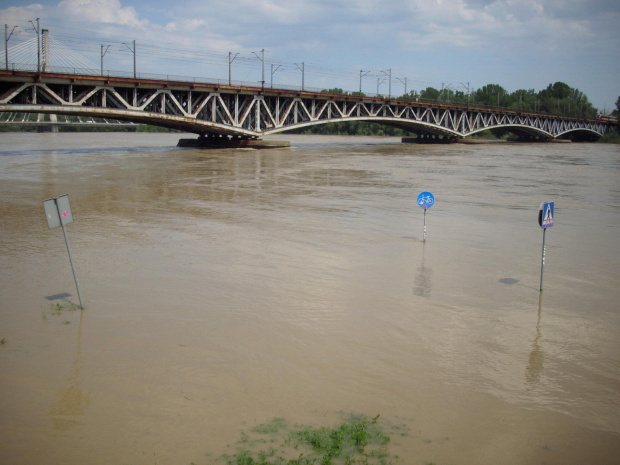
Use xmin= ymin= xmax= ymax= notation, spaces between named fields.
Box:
xmin=538 ymin=201 xmax=554 ymax=291
xmin=417 ymin=191 xmax=435 ymax=242
xmin=43 ymin=194 xmax=84 ymax=309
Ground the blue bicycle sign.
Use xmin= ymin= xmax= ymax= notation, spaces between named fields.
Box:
xmin=417 ymin=191 xmax=435 ymax=210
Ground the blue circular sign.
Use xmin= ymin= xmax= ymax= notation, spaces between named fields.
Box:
xmin=417 ymin=191 xmax=435 ymax=209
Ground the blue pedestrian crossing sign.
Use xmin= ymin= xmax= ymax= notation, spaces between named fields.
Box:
xmin=417 ymin=191 xmax=435 ymax=210
xmin=538 ymin=202 xmax=554 ymax=229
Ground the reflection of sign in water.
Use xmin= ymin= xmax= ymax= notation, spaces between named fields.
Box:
xmin=49 ymin=310 xmax=90 ymax=431
xmin=526 ymin=294 xmax=545 ymax=384
xmin=413 ymin=246 xmax=432 ymax=297
xmin=538 ymin=202 xmax=554 ymax=229
xmin=417 ymin=191 xmax=435 ymax=210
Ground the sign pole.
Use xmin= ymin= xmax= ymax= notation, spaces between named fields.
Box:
xmin=537 ymin=201 xmax=554 ymax=293
xmin=55 ymin=198 xmax=84 ymax=309
xmin=417 ymin=191 xmax=434 ymax=242
xmin=44 ymin=195 xmax=84 ymax=310
xmin=540 ymin=227 xmax=546 ymax=291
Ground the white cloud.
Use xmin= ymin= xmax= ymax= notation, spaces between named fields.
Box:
xmin=164 ymin=18 xmax=206 ymax=32
xmin=0 ymin=4 xmax=44 ymax=23
xmin=57 ymin=0 xmax=148 ymax=27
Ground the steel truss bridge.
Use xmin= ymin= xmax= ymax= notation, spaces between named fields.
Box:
xmin=0 ymin=70 xmax=613 ymax=142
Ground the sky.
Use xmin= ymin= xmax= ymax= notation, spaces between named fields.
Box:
xmin=1 ymin=0 xmax=619 ymax=112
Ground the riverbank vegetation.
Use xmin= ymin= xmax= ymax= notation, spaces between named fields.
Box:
xmin=285 ymin=84 xmax=619 ymax=141
xmin=320 ymin=81 xmax=608 ymax=119
xmin=207 ymin=413 xmax=410 ymax=465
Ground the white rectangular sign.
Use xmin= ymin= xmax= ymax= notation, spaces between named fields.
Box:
xmin=43 ymin=194 xmax=74 ymax=229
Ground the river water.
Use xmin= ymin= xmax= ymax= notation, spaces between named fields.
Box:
xmin=0 ymin=133 xmax=618 ymax=465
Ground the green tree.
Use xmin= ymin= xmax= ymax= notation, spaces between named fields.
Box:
xmin=473 ymin=84 xmax=507 ymax=107
xmin=536 ymin=82 xmax=596 ymax=117
xmin=419 ymin=87 xmax=440 ymax=101
xmin=400 ymin=90 xmax=420 ymax=100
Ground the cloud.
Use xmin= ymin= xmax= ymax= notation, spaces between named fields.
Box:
xmin=164 ymin=18 xmax=206 ymax=33
xmin=57 ymin=0 xmax=148 ymax=27
xmin=0 ymin=4 xmax=44 ymax=23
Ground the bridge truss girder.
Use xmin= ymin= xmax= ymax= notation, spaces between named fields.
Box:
xmin=0 ymin=73 xmax=613 ymax=140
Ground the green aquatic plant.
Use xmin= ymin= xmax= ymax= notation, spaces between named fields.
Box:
xmin=215 ymin=413 xmax=401 ymax=465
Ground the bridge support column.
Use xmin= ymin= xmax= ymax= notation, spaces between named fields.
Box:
xmin=177 ymin=134 xmax=290 ymax=149
xmin=402 ymin=133 xmax=458 ymax=144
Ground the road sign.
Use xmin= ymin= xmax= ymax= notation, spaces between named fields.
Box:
xmin=43 ymin=194 xmax=74 ymax=229
xmin=538 ymin=201 xmax=555 ymax=291
xmin=417 ymin=191 xmax=435 ymax=210
xmin=42 ymin=194 xmax=84 ymax=309
xmin=538 ymin=202 xmax=554 ymax=229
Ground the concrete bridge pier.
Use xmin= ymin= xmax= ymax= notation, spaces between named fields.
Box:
xmin=177 ymin=134 xmax=290 ymax=149
xmin=402 ymin=133 xmax=459 ymax=144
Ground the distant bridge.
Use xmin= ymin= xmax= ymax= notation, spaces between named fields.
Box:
xmin=0 ymin=70 xmax=614 ymax=142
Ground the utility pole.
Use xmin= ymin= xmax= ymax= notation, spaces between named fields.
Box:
xmin=228 ymin=52 xmax=239 ymax=85
xmin=29 ymin=18 xmax=40 ymax=72
xmin=359 ymin=70 xmax=370 ymax=93
xmin=132 ymin=40 xmax=136 ymax=78
xmin=460 ymin=82 xmax=470 ymax=106
xmin=295 ymin=62 xmax=305 ymax=91
xmin=395 ymin=76 xmax=407 ymax=96
xmin=123 ymin=40 xmax=136 ymax=78
xmin=270 ymin=63 xmax=282 ymax=88
xmin=101 ymin=44 xmax=110 ymax=76
xmin=377 ymin=77 xmax=386 ymax=95
xmin=252 ymin=49 xmax=265 ymax=90
xmin=5 ymin=24 xmax=18 ymax=70
xmin=381 ymin=69 xmax=391 ymax=98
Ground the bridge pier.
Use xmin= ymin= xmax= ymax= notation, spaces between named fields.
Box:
xmin=177 ymin=134 xmax=290 ymax=149
xmin=402 ymin=133 xmax=459 ymax=144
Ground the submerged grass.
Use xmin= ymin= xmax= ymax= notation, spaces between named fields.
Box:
xmin=213 ymin=413 xmax=405 ymax=465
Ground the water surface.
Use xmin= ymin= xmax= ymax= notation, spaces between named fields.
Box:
xmin=0 ymin=133 xmax=619 ymax=464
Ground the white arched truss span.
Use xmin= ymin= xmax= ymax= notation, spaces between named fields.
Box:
xmin=0 ymin=71 xmax=614 ymax=140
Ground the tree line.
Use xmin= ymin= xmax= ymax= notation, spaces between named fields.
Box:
xmin=321 ymin=81 xmax=601 ymax=119
xmin=283 ymin=82 xmax=620 ymax=139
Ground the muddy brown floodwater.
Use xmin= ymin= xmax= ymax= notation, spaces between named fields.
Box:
xmin=0 ymin=133 xmax=619 ymax=465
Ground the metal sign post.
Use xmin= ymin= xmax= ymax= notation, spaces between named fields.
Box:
xmin=43 ymin=194 xmax=84 ymax=309
xmin=417 ymin=191 xmax=435 ymax=242
xmin=538 ymin=201 xmax=554 ymax=291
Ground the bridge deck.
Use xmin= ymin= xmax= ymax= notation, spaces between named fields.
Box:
xmin=0 ymin=70 xmax=613 ymax=141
